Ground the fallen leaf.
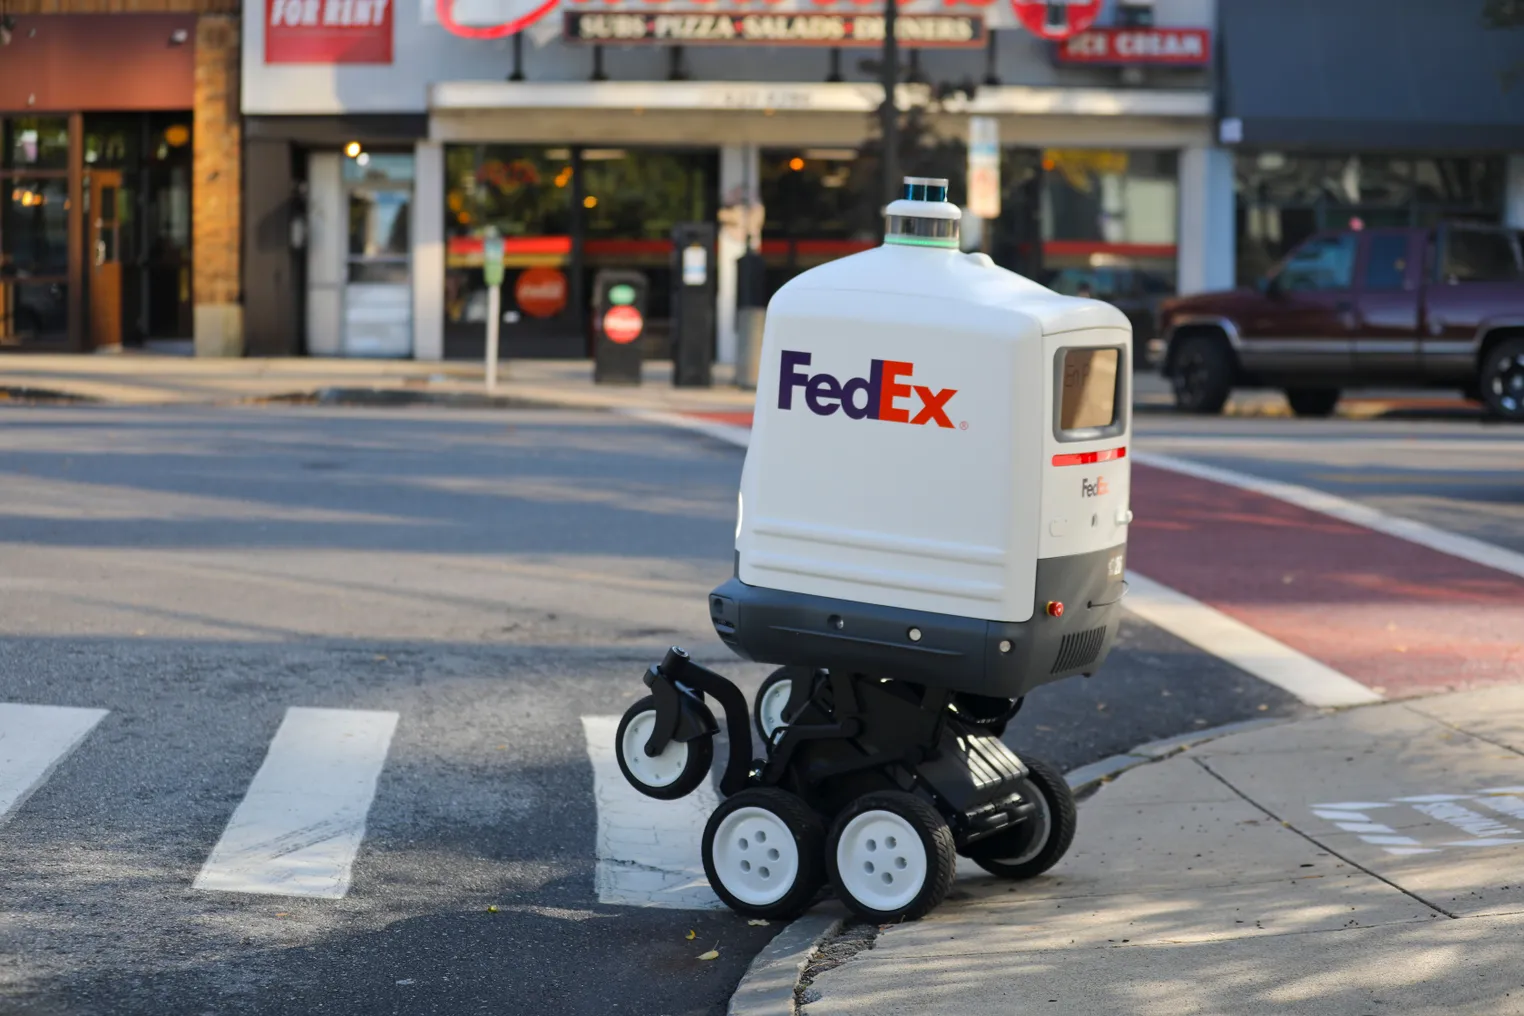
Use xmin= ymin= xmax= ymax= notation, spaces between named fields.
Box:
xmin=685 ymin=929 xmax=696 ymax=940
xmin=374 ymin=654 xmax=388 ymax=661
xmin=486 ymin=905 xmax=499 ymax=913
xmin=747 ymin=919 xmax=769 ymax=926
xmin=697 ymin=949 xmax=720 ymax=961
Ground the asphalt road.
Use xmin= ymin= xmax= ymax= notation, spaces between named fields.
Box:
xmin=0 ymin=403 xmax=1404 ymax=1016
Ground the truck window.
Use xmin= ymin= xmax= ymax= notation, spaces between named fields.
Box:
xmin=1362 ymin=234 xmax=1410 ymax=291
xmin=1443 ymin=229 xmax=1522 ymax=283
xmin=1277 ymin=234 xmax=1357 ymax=292
xmin=1058 ymin=347 xmax=1120 ymax=434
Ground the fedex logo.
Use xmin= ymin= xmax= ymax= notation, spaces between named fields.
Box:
xmin=777 ymin=350 xmax=959 ymax=428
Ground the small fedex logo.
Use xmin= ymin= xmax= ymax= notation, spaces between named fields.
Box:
xmin=778 ymin=350 xmax=959 ymax=428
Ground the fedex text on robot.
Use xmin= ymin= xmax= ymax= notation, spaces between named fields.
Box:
xmin=777 ymin=350 xmax=959 ymax=428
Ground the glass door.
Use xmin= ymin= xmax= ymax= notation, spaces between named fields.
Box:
xmin=344 ymin=151 xmax=413 ymax=357
xmin=1 ymin=116 xmax=72 ymax=348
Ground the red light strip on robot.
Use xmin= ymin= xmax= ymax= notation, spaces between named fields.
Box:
xmin=1051 ymin=447 xmax=1127 ymax=467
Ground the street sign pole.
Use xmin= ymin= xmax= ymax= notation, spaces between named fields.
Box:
xmin=482 ymin=228 xmax=506 ymax=394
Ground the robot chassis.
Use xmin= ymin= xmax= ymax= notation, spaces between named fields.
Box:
xmin=614 ymin=643 xmax=1078 ymax=923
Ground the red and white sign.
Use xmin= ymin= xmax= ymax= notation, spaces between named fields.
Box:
xmin=515 ymin=267 xmax=568 ymax=318
xmin=1058 ymin=27 xmax=1211 ymax=65
xmin=1010 ymin=0 xmax=1100 ymax=41
xmin=266 ymin=0 xmax=394 ymax=63
xmin=602 ymin=305 xmax=644 ymax=344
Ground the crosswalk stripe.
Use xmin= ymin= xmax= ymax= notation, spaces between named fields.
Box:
xmin=0 ymin=703 xmax=109 ymax=826
xmin=581 ymin=715 xmax=723 ymax=910
xmin=194 ymin=707 xmax=399 ymax=899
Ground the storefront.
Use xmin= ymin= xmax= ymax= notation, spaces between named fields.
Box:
xmin=242 ymin=0 xmax=1219 ymax=362
xmin=0 ymin=11 xmax=241 ymax=355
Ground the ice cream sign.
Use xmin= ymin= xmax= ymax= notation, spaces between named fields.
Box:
xmin=432 ymin=0 xmax=1100 ymax=41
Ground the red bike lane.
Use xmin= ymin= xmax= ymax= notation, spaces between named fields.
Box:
xmin=677 ymin=411 xmax=1524 ymax=698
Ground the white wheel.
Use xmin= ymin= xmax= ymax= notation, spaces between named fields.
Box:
xmin=621 ymin=710 xmax=688 ymax=788
xmin=702 ymin=788 xmax=825 ymax=918
xmin=826 ymin=791 xmax=956 ymax=922
xmin=710 ymin=807 xmax=801 ymax=907
xmin=833 ymin=810 xmax=928 ymax=914
xmin=757 ymin=677 xmax=794 ymax=740
xmin=614 ymin=696 xmax=713 ymax=800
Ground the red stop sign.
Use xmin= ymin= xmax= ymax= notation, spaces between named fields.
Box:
xmin=602 ymin=305 xmax=644 ymax=345
xmin=1011 ymin=0 xmax=1102 ymax=41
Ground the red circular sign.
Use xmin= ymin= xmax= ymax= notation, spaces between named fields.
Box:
xmin=1011 ymin=0 xmax=1102 ymax=41
xmin=602 ymin=305 xmax=644 ymax=345
xmin=515 ymin=267 xmax=567 ymax=319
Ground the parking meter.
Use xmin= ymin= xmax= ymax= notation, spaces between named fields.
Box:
xmin=670 ymin=222 xmax=717 ymax=388
xmin=593 ymin=269 xmax=648 ymax=386
xmin=734 ymin=250 xmax=767 ymax=391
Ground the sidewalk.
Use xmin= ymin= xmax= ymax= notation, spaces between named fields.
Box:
xmin=0 ymin=352 xmax=1474 ymax=421
xmin=0 ymin=353 xmax=757 ymax=414
xmin=801 ymin=684 xmax=1524 ymax=1015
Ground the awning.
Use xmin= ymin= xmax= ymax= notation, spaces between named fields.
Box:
xmin=1220 ymin=0 xmax=1524 ymax=151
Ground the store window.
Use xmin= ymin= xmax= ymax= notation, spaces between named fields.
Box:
xmin=444 ymin=145 xmax=574 ymax=358
xmin=1235 ymin=154 xmax=1505 ymax=286
xmin=1 ymin=116 xmax=71 ymax=346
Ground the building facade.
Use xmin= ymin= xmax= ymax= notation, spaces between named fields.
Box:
xmin=0 ymin=1 xmax=243 ymax=354
xmin=240 ymin=0 xmax=1222 ymax=362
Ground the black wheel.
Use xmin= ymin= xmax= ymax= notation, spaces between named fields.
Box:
xmin=754 ymin=667 xmax=809 ymax=744
xmin=966 ymin=756 xmax=1077 ymax=881
xmin=702 ymin=788 xmax=826 ymax=919
xmin=1285 ymin=387 xmax=1341 ymax=418
xmin=827 ymin=791 xmax=956 ymax=922
xmin=614 ymin=695 xmax=713 ymax=801
xmin=1170 ymin=335 xmax=1234 ymax=414
xmin=1480 ymin=337 xmax=1524 ymax=422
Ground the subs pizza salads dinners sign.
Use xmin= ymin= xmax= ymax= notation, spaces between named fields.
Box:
xmin=435 ymin=0 xmax=1100 ymax=42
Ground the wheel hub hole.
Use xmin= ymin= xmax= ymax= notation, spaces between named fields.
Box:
xmin=863 ymin=861 xmax=875 ymax=874
xmin=767 ymin=848 xmax=779 ymax=860
xmin=738 ymin=838 xmax=749 ymax=850
xmin=865 ymin=839 xmax=877 ymax=852
xmin=755 ymin=831 xmax=767 ymax=843
xmin=759 ymin=866 xmax=771 ymax=879
xmin=894 ymin=857 xmax=907 ymax=869
xmin=740 ymin=860 xmax=751 ymax=872
xmin=885 ymin=836 xmax=897 ymax=848
xmin=881 ymin=873 xmax=893 ymax=884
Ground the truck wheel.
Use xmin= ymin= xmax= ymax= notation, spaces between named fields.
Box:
xmin=1284 ymin=388 xmax=1341 ymax=418
xmin=1480 ymin=338 xmax=1524 ymax=422
xmin=1170 ymin=336 xmax=1234 ymax=414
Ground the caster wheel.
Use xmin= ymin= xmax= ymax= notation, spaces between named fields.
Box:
xmin=615 ymin=695 xmax=713 ymax=801
xmin=754 ymin=667 xmax=806 ymax=743
xmin=702 ymin=788 xmax=826 ymax=919
xmin=827 ymin=791 xmax=956 ymax=923
xmin=966 ymin=756 xmax=1077 ymax=880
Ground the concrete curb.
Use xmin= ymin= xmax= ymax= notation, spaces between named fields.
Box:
xmin=725 ymin=715 xmax=1293 ymax=1016
xmin=726 ymin=905 xmax=848 ymax=1016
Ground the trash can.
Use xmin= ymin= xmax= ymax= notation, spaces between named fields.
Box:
xmin=593 ymin=270 xmax=648 ymax=386
xmin=671 ymin=222 xmax=716 ymax=388
xmin=734 ymin=251 xmax=767 ymax=391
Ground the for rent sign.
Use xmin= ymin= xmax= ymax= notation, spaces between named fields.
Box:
xmin=266 ymin=0 xmax=394 ymax=63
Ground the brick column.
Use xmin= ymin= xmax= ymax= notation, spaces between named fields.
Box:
xmin=193 ymin=13 xmax=243 ymax=356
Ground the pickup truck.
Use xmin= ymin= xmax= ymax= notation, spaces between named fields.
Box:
xmin=1153 ymin=223 xmax=1524 ymax=420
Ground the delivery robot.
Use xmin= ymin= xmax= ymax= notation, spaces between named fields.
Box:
xmin=614 ymin=178 xmax=1132 ymax=923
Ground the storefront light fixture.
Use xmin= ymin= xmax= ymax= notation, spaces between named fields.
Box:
xmin=788 ymin=157 xmax=805 ymax=171
xmin=345 ymin=141 xmax=363 ymax=158
xmin=583 ymin=195 xmax=598 ymax=209
xmin=356 ymin=152 xmax=371 ymax=167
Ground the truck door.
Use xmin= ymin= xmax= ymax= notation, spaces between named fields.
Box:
xmin=1351 ymin=230 xmax=1422 ymax=379
xmin=1421 ymin=226 xmax=1524 ymax=382
xmin=1239 ymin=232 xmax=1357 ymax=376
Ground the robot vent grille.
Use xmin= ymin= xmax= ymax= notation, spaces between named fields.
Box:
xmin=1051 ymin=626 xmax=1107 ymax=674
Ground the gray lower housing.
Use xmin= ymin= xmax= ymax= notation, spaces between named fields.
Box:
xmin=710 ymin=544 xmax=1127 ymax=698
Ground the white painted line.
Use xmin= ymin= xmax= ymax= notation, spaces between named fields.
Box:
xmin=1384 ymin=847 xmax=1441 ymax=856
xmin=1442 ymin=838 xmax=1524 ymax=848
xmin=1359 ymin=835 xmax=1422 ymax=846
xmin=1134 ymin=451 xmax=1524 ymax=582
xmin=1337 ymin=822 xmax=1396 ymax=834
xmin=1314 ymin=810 xmax=1371 ymax=822
xmin=194 ymin=707 xmax=398 ymax=899
xmin=619 ymin=409 xmax=752 ymax=449
xmin=1312 ymin=802 xmax=1394 ymax=810
xmin=581 ymin=715 xmax=723 ymax=910
xmin=1124 ymin=573 xmax=1382 ymax=708
xmin=0 ymin=703 xmax=109 ymax=825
